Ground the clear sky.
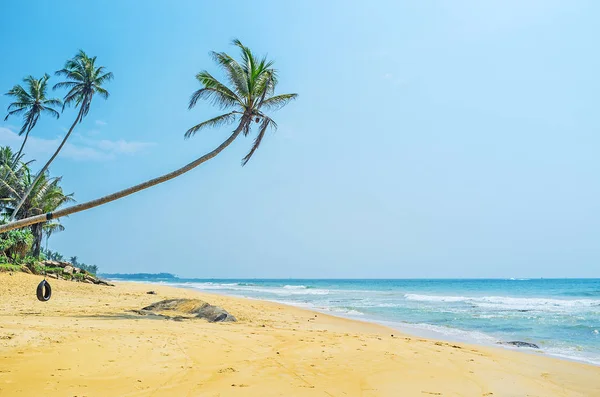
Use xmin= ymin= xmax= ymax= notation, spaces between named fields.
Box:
xmin=1 ymin=1 xmax=598 ymax=278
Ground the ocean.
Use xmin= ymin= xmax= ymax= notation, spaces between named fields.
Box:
xmin=128 ymin=278 xmax=600 ymax=366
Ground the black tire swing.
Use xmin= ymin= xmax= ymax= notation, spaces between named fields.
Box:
xmin=36 ymin=279 xmax=52 ymax=302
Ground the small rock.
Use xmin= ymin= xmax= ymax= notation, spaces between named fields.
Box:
xmin=95 ymin=279 xmax=115 ymax=287
xmin=147 ymin=291 xmax=157 ymax=295
xmin=499 ymin=341 xmax=540 ymax=349
xmin=63 ymin=265 xmax=74 ymax=275
xmin=139 ymin=299 xmax=236 ymax=322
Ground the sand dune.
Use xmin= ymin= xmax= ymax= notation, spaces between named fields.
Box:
xmin=0 ymin=272 xmax=598 ymax=396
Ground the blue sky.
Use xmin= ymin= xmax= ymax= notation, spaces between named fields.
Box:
xmin=1 ymin=1 xmax=598 ymax=278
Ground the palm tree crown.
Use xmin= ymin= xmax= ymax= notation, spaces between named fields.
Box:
xmin=187 ymin=39 xmax=297 ymax=165
xmin=4 ymin=74 xmax=62 ymax=135
xmin=54 ymin=50 xmax=113 ymax=121
xmin=4 ymin=74 xmax=62 ymax=159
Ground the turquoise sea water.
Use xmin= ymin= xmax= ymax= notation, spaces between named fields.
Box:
xmin=132 ymin=278 xmax=600 ymax=365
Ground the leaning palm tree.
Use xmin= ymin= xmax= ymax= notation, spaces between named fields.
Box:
xmin=9 ymin=50 xmax=112 ymax=220
xmin=0 ymin=40 xmax=296 ymax=233
xmin=4 ymin=75 xmax=62 ymax=161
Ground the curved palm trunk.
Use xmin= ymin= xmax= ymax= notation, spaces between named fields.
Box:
xmin=0 ymin=118 xmax=247 ymax=234
xmin=14 ymin=126 xmax=33 ymax=163
xmin=9 ymin=107 xmax=84 ymax=221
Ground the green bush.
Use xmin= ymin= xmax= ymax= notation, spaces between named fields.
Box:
xmin=0 ymin=229 xmax=34 ymax=261
xmin=73 ymin=273 xmax=85 ymax=281
xmin=0 ymin=263 xmax=21 ymax=272
xmin=22 ymin=256 xmax=38 ymax=266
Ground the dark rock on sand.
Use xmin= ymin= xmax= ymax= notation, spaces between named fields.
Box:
xmin=94 ymin=279 xmax=115 ymax=287
xmin=138 ymin=299 xmax=236 ymax=323
xmin=499 ymin=341 xmax=540 ymax=349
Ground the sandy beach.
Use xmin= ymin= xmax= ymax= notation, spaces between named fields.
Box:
xmin=0 ymin=272 xmax=598 ymax=397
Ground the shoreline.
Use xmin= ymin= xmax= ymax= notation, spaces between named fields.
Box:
xmin=140 ymin=278 xmax=600 ymax=367
xmin=1 ymin=272 xmax=599 ymax=396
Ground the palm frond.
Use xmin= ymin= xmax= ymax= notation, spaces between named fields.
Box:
xmin=42 ymin=107 xmax=61 ymax=119
xmin=184 ymin=112 xmax=238 ymax=139
xmin=210 ymin=51 xmax=249 ymax=97
xmin=242 ymin=117 xmax=276 ymax=166
xmin=4 ymin=107 xmax=28 ymax=121
xmin=52 ymin=81 xmax=78 ymax=90
xmin=94 ymin=86 xmax=109 ymax=99
xmin=259 ymin=93 xmax=298 ymax=111
xmin=96 ymin=72 xmax=114 ymax=85
xmin=189 ymin=87 xmax=238 ymax=110
xmin=194 ymin=71 xmax=242 ymax=108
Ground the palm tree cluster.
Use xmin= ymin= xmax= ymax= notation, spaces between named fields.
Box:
xmin=0 ymin=40 xmax=297 ymax=265
xmin=0 ymin=146 xmax=72 ymax=257
xmin=6 ymin=51 xmax=112 ymax=221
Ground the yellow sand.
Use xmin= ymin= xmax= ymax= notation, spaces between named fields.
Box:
xmin=0 ymin=273 xmax=598 ymax=397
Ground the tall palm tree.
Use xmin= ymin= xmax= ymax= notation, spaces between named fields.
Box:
xmin=4 ymin=75 xmax=62 ymax=161
xmin=9 ymin=50 xmax=112 ymax=220
xmin=0 ymin=40 xmax=296 ymax=234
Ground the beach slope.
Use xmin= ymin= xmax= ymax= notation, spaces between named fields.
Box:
xmin=0 ymin=272 xmax=598 ymax=396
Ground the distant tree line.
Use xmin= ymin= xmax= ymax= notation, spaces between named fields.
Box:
xmin=41 ymin=249 xmax=98 ymax=274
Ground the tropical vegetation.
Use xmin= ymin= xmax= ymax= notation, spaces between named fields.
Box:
xmin=0 ymin=40 xmax=296 ymax=274
xmin=0 ymin=146 xmax=73 ymax=257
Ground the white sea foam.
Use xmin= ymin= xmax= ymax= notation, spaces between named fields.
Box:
xmin=176 ymin=282 xmax=330 ymax=296
xmin=283 ymin=285 xmax=308 ymax=289
xmin=404 ymin=294 xmax=600 ymax=313
xmin=326 ymin=307 xmax=364 ymax=316
xmin=378 ymin=321 xmax=499 ymax=345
